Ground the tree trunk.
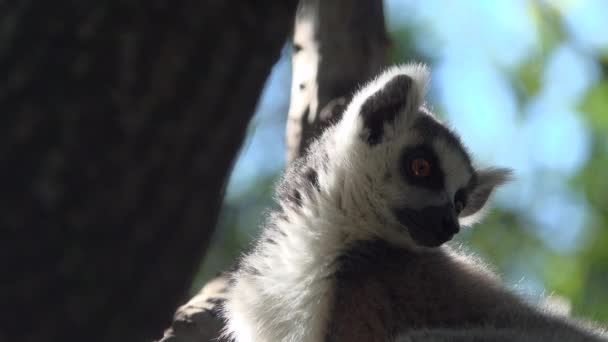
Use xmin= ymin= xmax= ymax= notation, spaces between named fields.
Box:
xmin=159 ymin=0 xmax=389 ymax=341
xmin=1 ymin=1 xmax=296 ymax=341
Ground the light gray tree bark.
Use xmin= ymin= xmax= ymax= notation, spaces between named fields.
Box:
xmin=286 ymin=0 xmax=389 ymax=162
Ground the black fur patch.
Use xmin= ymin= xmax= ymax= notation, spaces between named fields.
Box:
xmin=413 ymin=114 xmax=473 ymax=172
xmin=327 ymin=239 xmax=407 ymax=341
xmin=305 ymin=168 xmax=320 ymax=191
xmin=360 ymin=75 xmax=413 ymax=145
xmin=205 ymin=297 xmax=225 ymax=318
xmin=334 ymin=239 xmax=407 ymax=278
xmin=291 ymin=190 xmax=302 ymax=207
xmin=277 ymin=157 xmax=321 ymax=211
xmin=242 ymin=264 xmax=261 ymax=276
xmin=274 ymin=210 xmax=290 ymax=225
xmin=266 ymin=222 xmax=288 ymax=237
xmin=206 ymin=297 xmax=225 ymax=307
xmin=454 ymin=188 xmax=468 ymax=215
xmin=393 ymin=204 xmax=459 ymax=247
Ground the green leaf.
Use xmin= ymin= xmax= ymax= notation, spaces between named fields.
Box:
xmin=580 ymin=81 xmax=608 ymax=131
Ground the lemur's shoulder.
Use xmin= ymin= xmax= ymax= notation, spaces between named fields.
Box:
xmin=328 ymin=239 xmax=608 ymax=342
xmin=327 ymin=240 xmax=520 ymax=341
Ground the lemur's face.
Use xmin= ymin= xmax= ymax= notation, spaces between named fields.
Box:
xmin=336 ymin=65 xmax=511 ymax=248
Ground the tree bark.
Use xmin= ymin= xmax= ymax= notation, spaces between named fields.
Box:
xmin=1 ymin=1 xmax=296 ymax=342
xmin=159 ymin=0 xmax=389 ymax=341
xmin=286 ymin=0 xmax=389 ymax=162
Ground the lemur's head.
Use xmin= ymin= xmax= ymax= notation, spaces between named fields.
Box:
xmin=330 ymin=64 xmax=512 ymax=248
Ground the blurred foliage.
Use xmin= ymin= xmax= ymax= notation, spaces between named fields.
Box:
xmin=194 ymin=0 xmax=608 ymax=323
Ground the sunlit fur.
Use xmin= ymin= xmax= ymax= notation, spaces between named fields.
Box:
xmin=221 ymin=64 xmax=606 ymax=342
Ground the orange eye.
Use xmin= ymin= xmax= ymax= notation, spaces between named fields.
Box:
xmin=411 ymin=158 xmax=431 ymax=177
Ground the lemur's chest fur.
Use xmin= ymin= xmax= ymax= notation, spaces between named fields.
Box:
xmin=326 ymin=240 xmax=520 ymax=342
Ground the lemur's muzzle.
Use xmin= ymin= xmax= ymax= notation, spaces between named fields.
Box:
xmin=394 ymin=203 xmax=460 ymax=247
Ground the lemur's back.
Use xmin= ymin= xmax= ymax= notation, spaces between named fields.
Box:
xmin=326 ymin=240 xmax=512 ymax=341
xmin=328 ymin=239 xmax=605 ymax=341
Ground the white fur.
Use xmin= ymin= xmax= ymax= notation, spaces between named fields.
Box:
xmin=335 ymin=63 xmax=429 ymax=156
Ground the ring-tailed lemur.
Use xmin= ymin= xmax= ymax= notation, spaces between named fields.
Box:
xmin=221 ymin=64 xmax=607 ymax=341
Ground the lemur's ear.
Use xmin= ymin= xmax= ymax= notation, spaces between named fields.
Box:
xmin=359 ymin=65 xmax=428 ymax=145
xmin=459 ymin=167 xmax=513 ymax=225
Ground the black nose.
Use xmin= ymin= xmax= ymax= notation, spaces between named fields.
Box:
xmin=442 ymin=213 xmax=460 ymax=235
